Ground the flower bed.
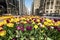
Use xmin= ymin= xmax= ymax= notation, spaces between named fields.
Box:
xmin=0 ymin=15 xmax=60 ymax=40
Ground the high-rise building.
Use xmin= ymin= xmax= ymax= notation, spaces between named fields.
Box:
xmin=32 ymin=0 xmax=60 ymax=16
xmin=0 ymin=0 xmax=7 ymax=15
xmin=0 ymin=0 xmax=25 ymax=15
xmin=31 ymin=1 xmax=34 ymax=15
xmin=19 ymin=0 xmax=24 ymax=15
xmin=23 ymin=4 xmax=28 ymax=15
xmin=33 ymin=0 xmax=40 ymax=15
xmin=0 ymin=0 xmax=19 ymax=15
xmin=39 ymin=0 xmax=45 ymax=15
xmin=6 ymin=0 xmax=19 ymax=15
xmin=45 ymin=0 xmax=60 ymax=15
xmin=19 ymin=0 xmax=27 ymax=15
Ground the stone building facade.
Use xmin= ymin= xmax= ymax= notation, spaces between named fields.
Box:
xmin=45 ymin=0 xmax=60 ymax=14
xmin=33 ymin=0 xmax=40 ymax=15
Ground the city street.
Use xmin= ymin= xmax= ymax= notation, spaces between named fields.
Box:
xmin=0 ymin=0 xmax=60 ymax=40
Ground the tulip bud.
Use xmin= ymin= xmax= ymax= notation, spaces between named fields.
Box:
xmin=16 ymin=26 xmax=24 ymax=32
xmin=26 ymin=26 xmax=32 ymax=30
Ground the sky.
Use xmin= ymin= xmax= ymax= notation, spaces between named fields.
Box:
xmin=25 ymin=0 xmax=33 ymax=11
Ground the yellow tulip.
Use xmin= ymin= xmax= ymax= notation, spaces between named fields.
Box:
xmin=23 ymin=21 xmax=27 ymax=24
xmin=0 ymin=30 xmax=6 ymax=37
xmin=34 ymin=25 xmax=38 ymax=29
xmin=36 ymin=19 xmax=40 ymax=22
xmin=32 ymin=22 xmax=35 ymax=24
xmin=42 ymin=25 xmax=45 ymax=28
xmin=14 ymin=18 xmax=20 ymax=22
xmin=3 ymin=20 xmax=7 ymax=25
xmin=44 ymin=22 xmax=48 ymax=25
xmin=50 ymin=23 xmax=54 ymax=26
xmin=55 ymin=23 xmax=59 ymax=26
xmin=47 ymin=23 xmax=54 ymax=26
xmin=10 ymin=18 xmax=14 ymax=22
xmin=0 ymin=27 xmax=3 ymax=30
xmin=31 ymin=20 xmax=34 ymax=22
xmin=7 ymin=23 xmax=14 ymax=27
xmin=21 ymin=18 xmax=26 ymax=20
xmin=0 ymin=22 xmax=4 ymax=26
xmin=37 ymin=23 xmax=41 ymax=25
xmin=54 ymin=22 xmax=60 ymax=26
xmin=56 ymin=21 xmax=60 ymax=25
xmin=45 ymin=18 xmax=52 ymax=22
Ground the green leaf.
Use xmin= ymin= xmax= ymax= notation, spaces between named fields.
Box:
xmin=3 ymin=25 xmax=8 ymax=30
xmin=47 ymin=37 xmax=53 ymax=40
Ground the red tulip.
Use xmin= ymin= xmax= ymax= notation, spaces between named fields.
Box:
xmin=6 ymin=18 xmax=10 ymax=23
xmin=57 ymin=19 xmax=60 ymax=21
xmin=16 ymin=26 xmax=21 ymax=30
xmin=47 ymin=26 xmax=51 ymax=30
xmin=57 ymin=28 xmax=60 ymax=32
xmin=16 ymin=26 xmax=24 ymax=32
xmin=26 ymin=20 xmax=31 ymax=24
xmin=54 ymin=26 xmax=60 ymax=32
xmin=40 ymin=18 xmax=44 ymax=23
xmin=53 ymin=19 xmax=57 ymax=22
xmin=54 ymin=26 xmax=58 ymax=29
xmin=32 ymin=18 xmax=36 ymax=21
xmin=26 ymin=26 xmax=32 ymax=31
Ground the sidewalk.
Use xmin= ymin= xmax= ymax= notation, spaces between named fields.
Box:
xmin=43 ymin=16 xmax=60 ymax=19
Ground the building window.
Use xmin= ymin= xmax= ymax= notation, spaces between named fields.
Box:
xmin=51 ymin=2 xmax=53 ymax=5
xmin=51 ymin=2 xmax=53 ymax=9
xmin=46 ymin=11 xmax=48 ymax=13
xmin=48 ymin=0 xmax=50 ymax=2
xmin=56 ymin=1 xmax=59 ymax=5
xmin=45 ymin=0 xmax=46 ymax=2
xmin=55 ymin=11 xmax=56 ymax=13
xmin=59 ymin=7 xmax=60 ymax=9
xmin=55 ymin=10 xmax=59 ymax=13
xmin=46 ymin=2 xmax=50 ymax=9
xmin=50 ymin=11 xmax=52 ymax=13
